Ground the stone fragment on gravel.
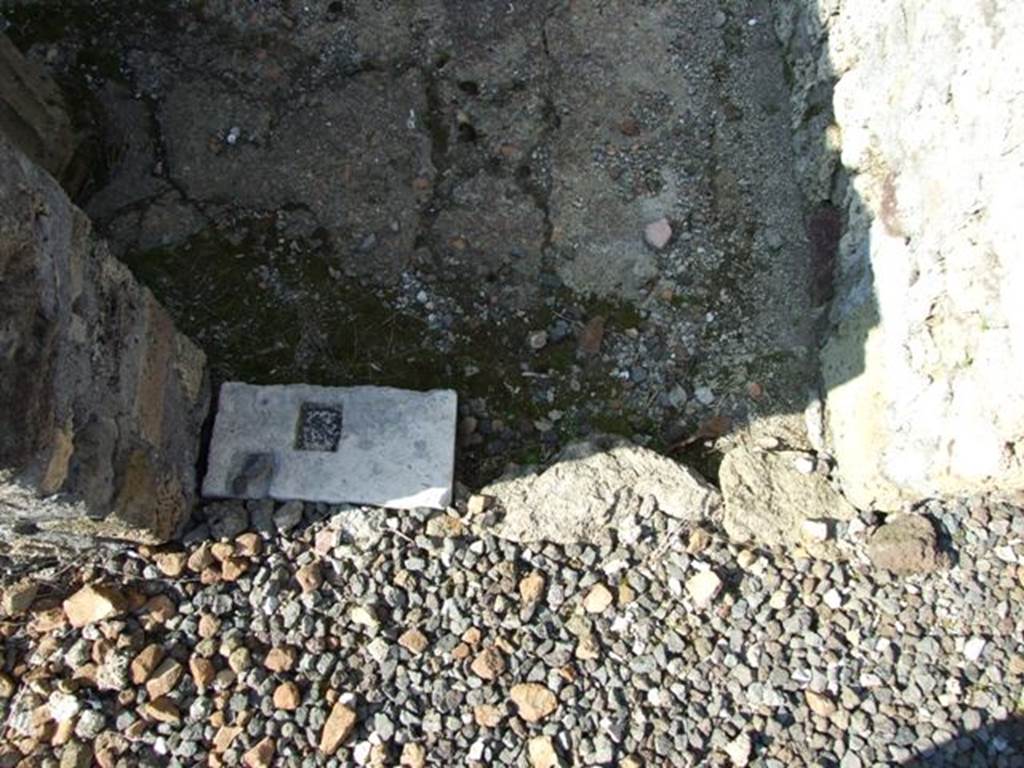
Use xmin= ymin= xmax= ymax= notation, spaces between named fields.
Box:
xmin=687 ymin=527 xmax=712 ymax=553
xmin=319 ymin=700 xmax=358 ymax=755
xmin=273 ymin=681 xmax=301 ymax=710
xmin=59 ymin=740 xmax=93 ymax=768
xmin=295 ymin=561 xmax=323 ymax=593
xmin=575 ymin=633 xmax=601 ymax=660
xmin=470 ymin=646 xmax=506 ymax=680
xmin=720 ymin=446 xmax=855 ymax=547
xmin=400 ymin=742 xmax=426 ymax=767
xmin=198 ymin=613 xmax=220 ymax=638
xmin=963 ymin=637 xmax=986 ymax=662
xmin=187 ymin=543 xmax=214 ymax=572
xmin=145 ymin=658 xmax=183 ymax=699
xmin=484 ymin=436 xmax=720 ymax=544
xmin=398 ymin=628 xmax=429 ymax=655
xmin=805 ymin=689 xmax=837 ymax=717
xmin=425 ymin=513 xmax=465 ymax=538
xmin=510 ymin=683 xmax=558 ymax=722
xmin=2 ymin=580 xmax=39 ymax=615
xmin=243 ymin=736 xmax=275 ymax=768
xmin=800 ymin=519 xmax=830 ymax=543
xmin=153 ymin=551 xmax=187 ymax=577
xmin=350 ymin=605 xmax=380 ymax=632
xmin=235 ymin=532 xmax=262 ymax=556
xmin=274 ymin=500 xmax=304 ymax=532
xmin=189 ymin=655 xmax=215 ymax=690
xmin=583 ymin=583 xmax=614 ymax=613
xmin=686 ymin=570 xmax=722 ymax=609
xmin=142 ymin=697 xmax=180 ymax=724
xmin=264 ymin=646 xmax=297 ymax=672
xmin=213 ymin=725 xmax=242 ymax=753
xmin=528 ymin=735 xmax=563 ymax=768
xmin=474 ymin=704 xmax=504 ymax=728
xmin=866 ymin=513 xmax=947 ymax=573
xmin=725 ymin=732 xmax=752 ymax=766
xmin=644 ymin=217 xmax=672 ymax=250
xmin=519 ymin=571 xmax=546 ymax=603
xmin=220 ymin=556 xmax=248 ymax=581
xmin=63 ymin=584 xmax=125 ymax=628
xmin=466 ymin=494 xmax=491 ymax=516
xmin=129 ymin=644 xmax=164 ymax=684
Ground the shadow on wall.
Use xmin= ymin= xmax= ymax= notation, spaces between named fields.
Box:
xmin=903 ymin=715 xmax=1024 ymax=767
xmin=772 ymin=0 xmax=881 ymax=439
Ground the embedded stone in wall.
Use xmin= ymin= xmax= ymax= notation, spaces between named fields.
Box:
xmin=203 ymin=383 xmax=457 ymax=510
xmin=0 ymin=134 xmax=209 ymax=548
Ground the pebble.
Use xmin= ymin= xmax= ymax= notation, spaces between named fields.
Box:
xmin=529 ymin=330 xmax=549 ymax=350
xmin=1 ymin=580 xmax=38 ymax=615
xmin=273 ymin=681 xmax=302 ymax=710
xmin=800 ymin=519 xmax=830 ymax=542
xmin=62 ymin=584 xmax=124 ymax=628
xmin=685 ymin=570 xmax=722 ymax=610
xmin=577 ymin=316 xmax=606 ymax=356
xmin=519 ymin=571 xmax=546 ymax=604
xmin=0 ymin=496 xmax=1018 ymax=767
xmin=644 ymin=217 xmax=673 ymax=250
xmin=470 ymin=646 xmax=506 ymax=680
xmin=295 ymin=561 xmax=323 ymax=593
xmin=319 ymin=700 xmax=358 ymax=755
xmin=725 ymin=732 xmax=752 ymax=766
xmin=582 ymin=583 xmax=614 ymax=613
xmin=401 ymin=742 xmax=426 ymax=767
xmin=145 ymin=659 xmax=183 ymax=699
xmin=264 ymin=646 xmax=297 ymax=672
xmin=243 ymin=736 xmax=275 ymax=768
xmin=694 ymin=386 xmax=715 ymax=405
xmin=274 ymin=501 xmax=304 ymax=532
xmin=528 ymin=735 xmax=562 ymax=768
xmin=130 ymin=644 xmax=164 ymax=685
xmin=963 ymin=637 xmax=986 ymax=662
xmin=398 ymin=627 xmax=429 ymax=655
xmin=510 ymin=683 xmax=558 ymax=723
xmin=806 ymin=689 xmax=837 ymax=717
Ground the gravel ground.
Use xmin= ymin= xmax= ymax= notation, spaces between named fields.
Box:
xmin=1 ymin=496 xmax=1022 ymax=767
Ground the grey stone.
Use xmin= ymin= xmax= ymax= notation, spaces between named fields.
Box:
xmin=203 ymin=383 xmax=457 ymax=509
xmin=274 ymin=501 xmax=304 ymax=534
xmin=483 ymin=436 xmax=721 ymax=545
xmin=720 ymin=446 xmax=856 ymax=550
xmin=0 ymin=134 xmax=208 ymax=549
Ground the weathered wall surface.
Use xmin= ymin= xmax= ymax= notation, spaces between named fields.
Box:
xmin=0 ymin=35 xmax=76 ymax=184
xmin=775 ymin=0 xmax=1024 ymax=510
xmin=0 ymin=132 xmax=209 ymax=547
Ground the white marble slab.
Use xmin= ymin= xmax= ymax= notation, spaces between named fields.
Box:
xmin=203 ymin=383 xmax=457 ymax=509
